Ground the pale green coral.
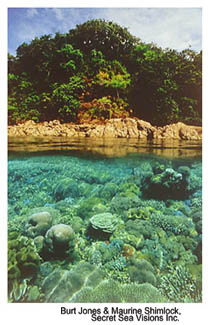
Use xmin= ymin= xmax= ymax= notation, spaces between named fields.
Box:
xmin=88 ymin=213 xmax=118 ymax=239
xmin=70 ymin=279 xmax=167 ymax=303
xmin=8 ymin=232 xmax=42 ymax=280
xmin=42 ymin=262 xmax=105 ymax=302
xmin=127 ymin=258 xmax=157 ymax=286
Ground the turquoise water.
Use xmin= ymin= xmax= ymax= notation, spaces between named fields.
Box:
xmin=8 ymin=142 xmax=202 ymax=303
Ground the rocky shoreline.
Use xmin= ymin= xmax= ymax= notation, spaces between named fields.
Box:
xmin=8 ymin=118 xmax=202 ymax=140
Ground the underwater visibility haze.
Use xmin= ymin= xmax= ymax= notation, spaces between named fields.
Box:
xmin=8 ymin=138 xmax=202 ymax=303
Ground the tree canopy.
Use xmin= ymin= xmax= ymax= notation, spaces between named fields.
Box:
xmin=8 ymin=19 xmax=202 ymax=126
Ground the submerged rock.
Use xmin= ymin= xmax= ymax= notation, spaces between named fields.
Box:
xmin=34 ymin=235 xmax=44 ymax=253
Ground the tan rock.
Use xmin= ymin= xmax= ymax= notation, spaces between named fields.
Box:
xmin=103 ymin=124 xmax=116 ymax=137
xmin=8 ymin=118 xmax=202 ymax=140
xmin=179 ymin=125 xmax=200 ymax=140
xmin=87 ymin=125 xmax=105 ymax=137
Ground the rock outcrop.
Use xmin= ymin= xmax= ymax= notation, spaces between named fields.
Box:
xmin=8 ymin=118 xmax=202 ymax=140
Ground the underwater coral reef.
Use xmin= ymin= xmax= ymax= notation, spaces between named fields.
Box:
xmin=8 ymin=151 xmax=202 ymax=303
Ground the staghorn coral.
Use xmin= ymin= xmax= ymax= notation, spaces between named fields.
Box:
xmin=159 ymin=265 xmax=202 ymax=302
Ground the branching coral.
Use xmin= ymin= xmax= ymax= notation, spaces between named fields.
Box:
xmin=159 ymin=265 xmax=202 ymax=302
xmin=150 ymin=213 xmax=196 ymax=236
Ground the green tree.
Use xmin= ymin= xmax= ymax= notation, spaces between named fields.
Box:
xmin=51 ymin=75 xmax=85 ymax=121
xmin=95 ymin=60 xmax=131 ymax=99
xmin=68 ymin=19 xmax=138 ymax=61
xmin=8 ymin=19 xmax=202 ymax=126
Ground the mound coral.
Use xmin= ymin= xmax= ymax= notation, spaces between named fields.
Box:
xmin=25 ymin=211 xmax=53 ymax=237
xmin=44 ymin=224 xmax=75 ymax=258
xmin=127 ymin=258 xmax=157 ymax=286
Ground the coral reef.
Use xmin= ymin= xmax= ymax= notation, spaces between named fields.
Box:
xmin=8 ymin=151 xmax=202 ymax=303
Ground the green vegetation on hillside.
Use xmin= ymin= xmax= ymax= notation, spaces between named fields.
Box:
xmin=8 ymin=19 xmax=202 ymax=126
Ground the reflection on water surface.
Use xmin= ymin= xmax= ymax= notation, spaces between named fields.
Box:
xmin=8 ymin=136 xmax=202 ymax=158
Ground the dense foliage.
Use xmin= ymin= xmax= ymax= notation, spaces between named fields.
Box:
xmin=8 ymin=19 xmax=202 ymax=125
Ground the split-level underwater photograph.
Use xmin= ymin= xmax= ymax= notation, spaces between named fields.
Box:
xmin=7 ymin=7 xmax=202 ymax=304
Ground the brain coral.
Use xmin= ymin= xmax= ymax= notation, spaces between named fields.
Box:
xmin=44 ymin=224 xmax=75 ymax=258
xmin=25 ymin=211 xmax=53 ymax=237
